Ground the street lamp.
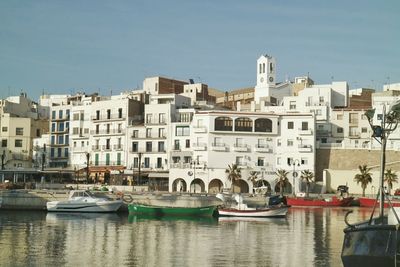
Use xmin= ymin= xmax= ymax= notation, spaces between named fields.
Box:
xmin=291 ymin=159 xmax=300 ymax=196
xmin=85 ymin=152 xmax=90 ymax=184
xmin=365 ymin=101 xmax=400 ymax=219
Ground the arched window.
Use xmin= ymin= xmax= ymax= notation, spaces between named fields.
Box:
xmin=235 ymin=117 xmax=252 ymax=132
xmin=255 ymin=118 xmax=273 ymax=132
xmin=262 ymin=63 xmax=265 ymax=73
xmin=259 ymin=64 xmax=262 ymax=74
xmin=214 ymin=117 xmax=233 ymax=131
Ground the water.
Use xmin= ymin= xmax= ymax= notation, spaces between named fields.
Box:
xmin=0 ymin=207 xmax=373 ymax=267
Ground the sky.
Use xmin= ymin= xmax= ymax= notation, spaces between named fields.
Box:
xmin=1 ymin=0 xmax=399 ymax=101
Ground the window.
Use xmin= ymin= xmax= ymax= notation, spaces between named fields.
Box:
xmin=80 ymin=113 xmax=84 ymax=121
xmin=146 ymin=114 xmax=152 ymax=124
xmin=96 ymin=110 xmax=100 ymax=120
xmin=58 ymin=122 xmax=64 ymax=132
xmin=319 ymin=96 xmax=324 ymax=103
xmin=289 ymin=101 xmax=296 ymax=110
xmin=1 ymin=139 xmax=7 ymax=147
xmin=159 ymin=128 xmax=165 ymax=138
xmin=176 ymin=126 xmax=189 ymax=136
xmin=235 ymin=117 xmax=252 ymax=132
xmin=158 ymin=141 xmax=165 ymax=152
xmin=133 ymin=158 xmax=139 ymax=168
xmin=106 ymin=124 xmax=110 ymax=134
xmin=51 ymin=123 xmax=56 ymax=132
xmin=95 ymin=154 xmax=99 ymax=166
xmin=73 ymin=127 xmax=79 ymax=135
xmin=349 ymin=127 xmax=359 ymax=137
xmin=132 ymin=130 xmax=139 ymax=138
xmin=377 ymin=114 xmax=383 ymax=120
xmin=16 ymin=127 xmax=23 ymax=135
xmin=57 ymin=148 xmax=62 ymax=157
xmin=277 ymin=139 xmax=281 ymax=146
xmin=236 ymin=156 xmax=244 ymax=166
xmin=118 ymin=108 xmax=123 ymax=118
xmin=73 ymin=141 xmax=77 ymax=148
xmin=287 ymin=122 xmax=294 ymax=129
xmin=349 ymin=113 xmax=358 ymax=124
xmin=254 ymin=118 xmax=272 ymax=132
xmin=186 ymin=139 xmax=190 ymax=148
xmin=337 ymin=114 xmax=343 ymax=120
xmin=2 ymin=127 xmax=7 ymax=132
xmin=287 ymin=139 xmax=293 ymax=146
xmin=361 ymin=127 xmax=368 ymax=133
xmin=301 ymin=122 xmax=308 ymax=130
xmin=59 ymin=110 xmax=63 ymax=119
xmin=52 ymin=111 xmax=56 ymax=120
xmin=58 ymin=135 xmax=64 ymax=144
xmin=287 ymin=157 xmax=293 ymax=165
xmin=146 ymin=128 xmax=152 ymax=138
xmin=36 ymin=129 xmax=40 ymax=137
xmin=96 ymin=125 xmax=100 ymax=134
xmin=146 ymin=142 xmax=152 ymax=152
xmin=132 ymin=142 xmax=139 ymax=152
xmin=107 ymin=109 xmax=111 ymax=119
xmin=337 ymin=127 xmax=343 ymax=133
xmin=144 ymin=157 xmax=150 ymax=168
xmin=157 ymin=158 xmax=162 ymax=168
xmin=106 ymin=139 xmax=110 ymax=150
xmin=214 ymin=117 xmax=233 ymax=131
xmin=174 ymin=140 xmax=180 ymax=150
xmin=73 ymin=113 xmax=80 ymax=120
xmin=51 ymin=136 xmax=55 ymax=145
xmin=172 ymin=157 xmax=180 ymax=163
xmin=106 ymin=153 xmax=110 ymax=165
xmin=257 ymin=157 xmax=264 ymax=167
xmin=64 ymin=148 xmax=69 ymax=158
xmin=117 ymin=153 xmax=121 ymax=165
xmin=50 ymin=148 xmax=55 ymax=158
xmin=159 ymin=113 xmax=166 ymax=124
xmin=301 ymin=158 xmax=308 ymax=165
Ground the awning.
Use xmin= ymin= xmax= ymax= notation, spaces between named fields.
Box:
xmin=148 ymin=172 xmax=169 ymax=178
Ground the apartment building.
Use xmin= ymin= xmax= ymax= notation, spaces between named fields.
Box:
xmin=169 ymin=110 xmax=316 ymax=194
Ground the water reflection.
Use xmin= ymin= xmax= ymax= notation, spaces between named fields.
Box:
xmin=0 ymin=208 xmax=373 ymax=267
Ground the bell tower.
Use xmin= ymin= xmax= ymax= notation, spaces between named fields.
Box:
xmin=255 ymin=54 xmax=276 ymax=102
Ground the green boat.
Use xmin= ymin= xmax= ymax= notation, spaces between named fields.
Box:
xmin=128 ymin=203 xmax=216 ymax=217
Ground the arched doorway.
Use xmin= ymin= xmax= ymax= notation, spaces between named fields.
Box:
xmin=274 ymin=182 xmax=292 ymax=195
xmin=208 ymin=179 xmax=223 ymax=193
xmin=172 ymin=178 xmax=187 ymax=192
xmin=190 ymin=178 xmax=205 ymax=193
xmin=232 ymin=179 xmax=249 ymax=193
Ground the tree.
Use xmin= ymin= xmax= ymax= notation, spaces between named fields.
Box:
xmin=275 ymin=169 xmax=289 ymax=196
xmin=300 ymin=170 xmax=314 ymax=198
xmin=225 ymin=164 xmax=241 ymax=193
xmin=248 ymin=171 xmax=259 ymax=186
xmin=384 ymin=169 xmax=398 ymax=195
xmin=354 ymin=165 xmax=373 ymax=197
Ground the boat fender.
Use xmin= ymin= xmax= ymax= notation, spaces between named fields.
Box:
xmin=344 ymin=210 xmax=355 ymax=229
xmin=122 ymin=194 xmax=133 ymax=203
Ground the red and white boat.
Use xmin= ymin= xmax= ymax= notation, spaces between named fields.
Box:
xmin=358 ymin=197 xmax=400 ymax=208
xmin=286 ymin=196 xmax=354 ymax=207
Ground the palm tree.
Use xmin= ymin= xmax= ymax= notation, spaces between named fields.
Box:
xmin=248 ymin=171 xmax=259 ymax=185
xmin=384 ymin=169 xmax=398 ymax=195
xmin=300 ymin=170 xmax=314 ymax=198
xmin=225 ymin=164 xmax=241 ymax=193
xmin=354 ymin=165 xmax=373 ymax=197
xmin=275 ymin=169 xmax=289 ymax=196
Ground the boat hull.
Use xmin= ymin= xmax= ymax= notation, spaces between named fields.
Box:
xmin=47 ymin=200 xmax=123 ymax=213
xmin=218 ymin=206 xmax=288 ymax=217
xmin=342 ymin=222 xmax=400 ymax=267
xmin=359 ymin=197 xmax=400 ymax=208
xmin=128 ymin=204 xmax=216 ymax=217
xmin=287 ymin=196 xmax=353 ymax=207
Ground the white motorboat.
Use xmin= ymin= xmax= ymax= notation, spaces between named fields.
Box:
xmin=216 ymin=193 xmax=289 ymax=218
xmin=46 ymin=190 xmax=123 ymax=213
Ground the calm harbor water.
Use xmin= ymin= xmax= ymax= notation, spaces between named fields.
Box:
xmin=0 ymin=207 xmax=372 ymax=267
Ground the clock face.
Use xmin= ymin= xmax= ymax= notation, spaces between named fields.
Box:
xmin=269 ymin=76 xmax=274 ymax=82
xmin=260 ymin=77 xmax=264 ymax=83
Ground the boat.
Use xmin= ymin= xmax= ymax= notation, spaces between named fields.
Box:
xmin=128 ymin=203 xmax=216 ymax=217
xmin=341 ymin=102 xmax=400 ymax=267
xmin=46 ymin=190 xmax=123 ymax=212
xmin=287 ymin=196 xmax=354 ymax=207
xmin=216 ymin=194 xmax=289 ymax=218
xmin=358 ymin=196 xmax=400 ymax=208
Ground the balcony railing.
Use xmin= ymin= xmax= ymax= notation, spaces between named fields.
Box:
xmin=92 ymin=161 xmax=125 ymax=167
xmin=298 ymin=144 xmax=313 ymax=152
xmin=192 ymin=143 xmax=207 ymax=151
xmin=192 ymin=126 xmax=207 ymax=133
xmin=90 ymin=129 xmax=125 ymax=135
xmin=233 ymin=143 xmax=249 ymax=152
xmin=254 ymin=144 xmax=272 ymax=153
xmin=211 ymin=142 xmax=227 ymax=151
xmin=91 ymin=114 xmax=126 ymax=121
xmin=298 ymin=128 xmax=313 ymax=135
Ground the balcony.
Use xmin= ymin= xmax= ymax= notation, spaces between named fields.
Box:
xmin=298 ymin=128 xmax=313 ymax=135
xmin=52 ymin=115 xmax=70 ymax=122
xmin=91 ymin=114 xmax=126 ymax=121
xmin=102 ymin=145 xmax=112 ymax=151
xmin=91 ymin=129 xmax=125 ymax=135
xmin=254 ymin=144 xmax=272 ymax=153
xmin=211 ymin=143 xmax=227 ymax=151
xmin=192 ymin=126 xmax=207 ymax=133
xmin=349 ymin=133 xmax=361 ymax=139
xmin=233 ymin=144 xmax=249 ymax=152
xmin=92 ymin=145 xmax=101 ymax=151
xmin=192 ymin=143 xmax=207 ymax=151
xmin=92 ymin=161 xmax=125 ymax=167
xmin=113 ymin=144 xmax=124 ymax=151
xmin=298 ymin=144 xmax=313 ymax=152
xmin=316 ymin=130 xmax=331 ymax=136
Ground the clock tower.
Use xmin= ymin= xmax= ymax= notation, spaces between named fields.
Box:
xmin=255 ymin=54 xmax=276 ymax=102
xmin=256 ymin=54 xmax=276 ymax=87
